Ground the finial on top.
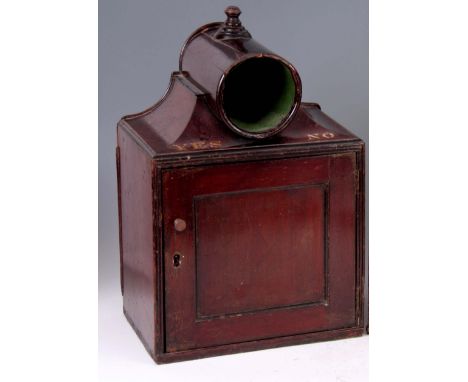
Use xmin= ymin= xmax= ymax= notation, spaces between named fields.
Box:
xmin=225 ymin=6 xmax=241 ymax=19
xmin=215 ymin=6 xmax=251 ymax=39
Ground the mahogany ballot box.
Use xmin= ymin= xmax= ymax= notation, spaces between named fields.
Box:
xmin=116 ymin=7 xmax=366 ymax=364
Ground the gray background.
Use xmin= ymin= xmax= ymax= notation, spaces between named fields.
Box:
xmin=99 ymin=0 xmax=368 ymax=311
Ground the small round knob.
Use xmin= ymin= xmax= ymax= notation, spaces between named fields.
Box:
xmin=224 ymin=6 xmax=242 ymax=28
xmin=215 ymin=6 xmax=251 ymax=39
xmin=174 ymin=218 xmax=187 ymax=232
xmin=225 ymin=6 xmax=241 ymax=18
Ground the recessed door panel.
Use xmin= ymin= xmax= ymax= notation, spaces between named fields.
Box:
xmin=195 ymin=184 xmax=327 ymax=319
xmin=163 ymin=155 xmax=357 ymax=352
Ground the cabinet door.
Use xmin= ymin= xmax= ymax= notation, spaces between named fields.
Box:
xmin=163 ymin=154 xmax=358 ymax=352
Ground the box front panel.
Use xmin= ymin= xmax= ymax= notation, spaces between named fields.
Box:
xmin=163 ymin=154 xmax=357 ymax=352
xmin=195 ymin=184 xmax=327 ymax=319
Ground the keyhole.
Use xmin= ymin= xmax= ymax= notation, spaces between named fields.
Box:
xmin=173 ymin=253 xmax=181 ymax=267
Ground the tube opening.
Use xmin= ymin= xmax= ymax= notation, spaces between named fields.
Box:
xmin=221 ymin=57 xmax=297 ymax=134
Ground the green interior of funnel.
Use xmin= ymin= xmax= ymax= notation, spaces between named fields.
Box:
xmin=222 ymin=57 xmax=296 ymax=133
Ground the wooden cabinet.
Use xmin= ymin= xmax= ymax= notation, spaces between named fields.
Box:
xmin=117 ymin=7 xmax=365 ymax=364
xmin=116 ymin=74 xmax=365 ymax=363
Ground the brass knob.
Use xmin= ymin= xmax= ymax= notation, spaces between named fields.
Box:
xmin=174 ymin=218 xmax=187 ymax=232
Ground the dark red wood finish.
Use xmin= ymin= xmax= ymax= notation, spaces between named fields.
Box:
xmin=116 ymin=73 xmax=365 ymax=362
xmin=179 ymin=7 xmax=302 ymax=139
xmin=163 ymin=155 xmax=357 ymax=353
xmin=116 ymin=7 xmax=365 ymax=364
xmin=117 ymin=130 xmax=158 ymax=357
xmin=196 ymin=184 xmax=326 ymax=317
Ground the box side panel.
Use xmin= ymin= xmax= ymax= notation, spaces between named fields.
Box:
xmin=117 ymin=126 xmax=156 ymax=356
xmin=357 ymin=144 xmax=367 ymax=332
